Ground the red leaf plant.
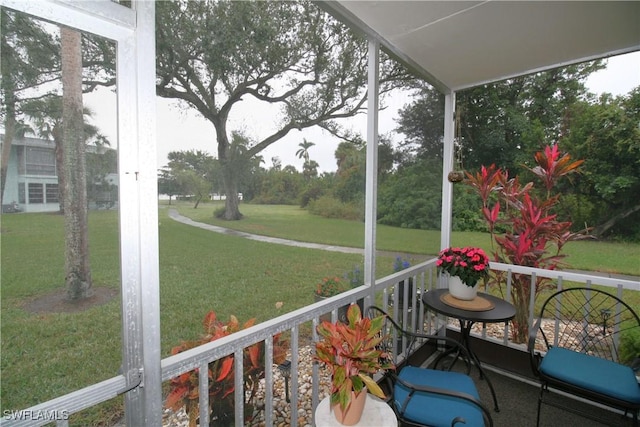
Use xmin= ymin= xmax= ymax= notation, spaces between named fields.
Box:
xmin=466 ymin=144 xmax=590 ymax=343
xmin=166 ymin=311 xmax=288 ymax=427
xmin=315 ymin=304 xmax=395 ymax=413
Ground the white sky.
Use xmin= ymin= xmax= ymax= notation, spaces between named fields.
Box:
xmin=84 ymin=51 xmax=640 ymax=174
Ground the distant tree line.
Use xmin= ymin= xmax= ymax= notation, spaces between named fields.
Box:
xmin=160 ymin=69 xmax=640 ymax=242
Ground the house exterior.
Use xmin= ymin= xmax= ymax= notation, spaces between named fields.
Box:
xmin=0 ymin=134 xmax=118 ymax=213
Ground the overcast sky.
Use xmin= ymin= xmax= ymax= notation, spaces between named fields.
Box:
xmin=84 ymin=51 xmax=640 ymax=174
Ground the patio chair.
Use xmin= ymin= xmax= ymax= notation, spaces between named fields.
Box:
xmin=528 ymin=287 xmax=640 ymax=426
xmin=366 ymin=306 xmax=493 ymax=427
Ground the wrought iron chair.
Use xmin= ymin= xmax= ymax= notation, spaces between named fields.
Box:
xmin=528 ymin=287 xmax=640 ymax=426
xmin=366 ymin=306 xmax=493 ymax=427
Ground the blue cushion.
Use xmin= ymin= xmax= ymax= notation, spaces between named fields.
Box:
xmin=540 ymin=347 xmax=640 ymax=404
xmin=394 ymin=366 xmax=485 ymax=427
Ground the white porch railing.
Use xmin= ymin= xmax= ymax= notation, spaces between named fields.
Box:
xmin=2 ymin=261 xmax=638 ymax=427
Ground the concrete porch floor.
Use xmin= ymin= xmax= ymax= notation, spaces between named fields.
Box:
xmin=463 ymin=364 xmax=634 ymax=427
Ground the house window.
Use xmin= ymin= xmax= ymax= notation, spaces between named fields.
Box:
xmin=18 ymin=183 xmax=25 ymax=204
xmin=46 ymin=184 xmax=59 ymax=203
xmin=28 ymin=183 xmax=44 ymax=204
xmin=26 ymin=147 xmax=56 ymax=176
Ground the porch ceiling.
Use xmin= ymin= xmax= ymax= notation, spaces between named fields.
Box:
xmin=323 ymin=1 xmax=640 ymax=92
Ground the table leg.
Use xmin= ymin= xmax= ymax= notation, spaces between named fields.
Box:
xmin=432 ymin=341 xmax=465 ymax=372
xmin=459 ymin=320 xmax=501 ymax=413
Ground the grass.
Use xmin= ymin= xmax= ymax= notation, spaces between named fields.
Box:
xmin=1 ymin=203 xmax=638 ymax=425
xmin=172 ymin=201 xmax=640 ymax=276
xmin=1 ymin=209 xmax=390 ymax=425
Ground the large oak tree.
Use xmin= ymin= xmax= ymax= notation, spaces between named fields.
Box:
xmin=155 ymin=0 xmax=410 ymax=220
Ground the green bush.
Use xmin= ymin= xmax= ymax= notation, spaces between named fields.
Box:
xmin=213 ymin=206 xmax=226 ymax=218
xmin=377 ymin=162 xmax=443 ymax=230
xmin=299 ymin=183 xmax=326 ymax=208
xmin=619 ymin=327 xmax=640 ymax=365
xmin=307 ymin=195 xmax=363 ymax=221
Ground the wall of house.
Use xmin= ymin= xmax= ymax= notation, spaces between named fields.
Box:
xmin=2 ymin=136 xmax=119 ymax=213
xmin=2 ymin=145 xmax=21 ymax=208
xmin=2 ymin=138 xmax=61 ymax=213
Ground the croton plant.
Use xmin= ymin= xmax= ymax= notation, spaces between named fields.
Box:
xmin=315 ymin=304 xmax=394 ymax=412
xmin=465 ymin=144 xmax=588 ymax=343
xmin=166 ymin=311 xmax=288 ymax=427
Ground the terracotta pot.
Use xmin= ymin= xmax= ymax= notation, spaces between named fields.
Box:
xmin=331 ymin=387 xmax=367 ymax=425
xmin=449 ymin=275 xmax=478 ymax=300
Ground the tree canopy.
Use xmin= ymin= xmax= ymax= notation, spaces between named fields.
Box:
xmin=155 ymin=0 xmax=412 ymax=220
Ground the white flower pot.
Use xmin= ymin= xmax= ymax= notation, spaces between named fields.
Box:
xmin=448 ymin=275 xmax=478 ymax=300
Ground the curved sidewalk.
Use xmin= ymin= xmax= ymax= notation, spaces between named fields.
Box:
xmin=168 ymin=208 xmax=364 ymax=254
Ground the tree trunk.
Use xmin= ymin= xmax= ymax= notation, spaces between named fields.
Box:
xmin=61 ymin=27 xmax=92 ymax=301
xmin=220 ymin=162 xmax=242 ymax=220
xmin=593 ymin=204 xmax=640 ymax=238
xmin=0 ymin=110 xmax=15 ymax=206
xmin=53 ymin=126 xmax=66 ymax=214
xmin=215 ymin=126 xmax=242 ymax=220
xmin=0 ymin=10 xmax=15 ymax=206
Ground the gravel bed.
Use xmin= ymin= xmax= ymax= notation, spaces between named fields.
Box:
xmin=162 ymin=345 xmax=331 ymax=427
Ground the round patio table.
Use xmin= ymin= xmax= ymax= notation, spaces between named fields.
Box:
xmin=422 ymin=288 xmax=516 ymax=412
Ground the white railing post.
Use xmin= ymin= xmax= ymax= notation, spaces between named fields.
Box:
xmin=364 ymin=38 xmax=379 ymax=303
xmin=440 ymin=91 xmax=456 ymax=251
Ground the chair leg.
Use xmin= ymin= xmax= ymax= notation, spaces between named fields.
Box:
xmin=536 ymin=384 xmax=546 ymax=427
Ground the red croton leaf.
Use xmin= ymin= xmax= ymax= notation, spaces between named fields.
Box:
xmin=165 ymin=386 xmax=189 ymax=411
xmin=216 ymin=357 xmax=234 ymax=381
xmin=203 ymin=311 xmax=217 ymax=333
xmin=248 ymin=344 xmax=261 ymax=368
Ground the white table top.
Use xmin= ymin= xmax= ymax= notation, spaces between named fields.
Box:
xmin=315 ymin=394 xmax=397 ymax=427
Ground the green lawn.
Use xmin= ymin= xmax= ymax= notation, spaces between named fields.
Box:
xmin=0 ymin=209 xmax=389 ymax=425
xmin=172 ymin=201 xmax=640 ymax=276
xmin=1 ymin=204 xmax=638 ymax=425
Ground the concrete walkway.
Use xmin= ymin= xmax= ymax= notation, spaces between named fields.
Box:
xmin=168 ymin=208 xmax=365 ymax=254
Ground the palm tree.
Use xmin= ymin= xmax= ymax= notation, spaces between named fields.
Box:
xmin=302 ymin=159 xmax=319 ymax=180
xmin=295 ymin=138 xmax=315 ymax=164
xmin=61 ymin=26 xmax=92 ymax=301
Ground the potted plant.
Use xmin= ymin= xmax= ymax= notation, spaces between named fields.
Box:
xmin=165 ymin=311 xmax=288 ymax=427
xmin=315 ymin=304 xmax=394 ymax=425
xmin=314 ymin=276 xmax=350 ymax=323
xmin=436 ymin=246 xmax=490 ymax=300
xmin=315 ymin=276 xmax=347 ymax=298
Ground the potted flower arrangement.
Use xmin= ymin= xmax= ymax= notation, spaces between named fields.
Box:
xmin=315 ymin=304 xmax=394 ymax=425
xmin=436 ymin=246 xmax=490 ymax=300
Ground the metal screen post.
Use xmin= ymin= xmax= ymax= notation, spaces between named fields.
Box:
xmin=364 ymin=38 xmax=379 ymax=302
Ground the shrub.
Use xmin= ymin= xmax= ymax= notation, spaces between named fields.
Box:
xmin=307 ymin=195 xmax=363 ymax=221
xmin=619 ymin=328 xmax=640 ymax=366
xmin=299 ymin=183 xmax=325 ymax=208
